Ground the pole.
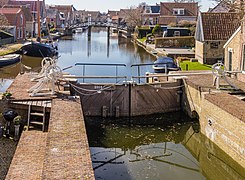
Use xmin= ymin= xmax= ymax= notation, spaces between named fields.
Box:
xmin=128 ymin=82 xmax=131 ymax=124
xmin=37 ymin=0 xmax=41 ymax=38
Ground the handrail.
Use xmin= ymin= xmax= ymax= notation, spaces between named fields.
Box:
xmin=74 ymin=63 xmax=127 ymax=83
xmin=75 ymin=63 xmax=126 ymax=67
xmin=62 ymin=75 xmax=127 ymax=79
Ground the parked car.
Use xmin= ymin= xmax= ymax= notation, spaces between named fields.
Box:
xmin=153 ymin=56 xmax=179 ymax=73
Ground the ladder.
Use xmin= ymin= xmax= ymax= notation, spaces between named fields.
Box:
xmin=27 ymin=105 xmax=46 ymax=132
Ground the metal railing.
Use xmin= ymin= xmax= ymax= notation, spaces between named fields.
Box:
xmin=75 ymin=63 xmax=127 ymax=83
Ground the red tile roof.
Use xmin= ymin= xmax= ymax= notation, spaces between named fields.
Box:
xmin=0 ymin=8 xmax=21 ymax=14
xmin=160 ymin=2 xmax=198 ymax=16
xmin=201 ymin=13 xmax=240 ymax=41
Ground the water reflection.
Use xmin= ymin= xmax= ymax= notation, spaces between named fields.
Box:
xmin=0 ymin=28 xmax=157 ymax=89
xmin=57 ymin=28 xmax=156 ymax=83
xmin=86 ymin=114 xmax=204 ymax=180
xmin=86 ymin=114 xmax=245 ymax=180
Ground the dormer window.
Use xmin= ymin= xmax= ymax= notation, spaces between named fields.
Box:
xmin=173 ymin=8 xmax=185 ymax=15
xmin=145 ymin=6 xmax=151 ymax=13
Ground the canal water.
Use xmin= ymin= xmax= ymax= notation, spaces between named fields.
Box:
xmin=0 ymin=28 xmax=244 ymax=179
xmin=85 ymin=113 xmax=244 ymax=180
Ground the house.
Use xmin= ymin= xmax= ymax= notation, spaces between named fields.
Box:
xmin=0 ymin=8 xmax=26 ymax=40
xmin=84 ymin=11 xmax=100 ymax=24
xmin=158 ymin=2 xmax=198 ymax=26
xmin=49 ymin=5 xmax=75 ymax=28
xmin=4 ymin=4 xmax=33 ymax=37
xmin=195 ymin=12 xmax=240 ymax=64
xmin=223 ymin=24 xmax=245 ymax=82
xmin=8 ymin=0 xmax=46 ymax=36
xmin=142 ymin=4 xmax=160 ymax=26
xmin=46 ymin=8 xmax=58 ymax=29
xmin=107 ymin=10 xmax=119 ymax=25
xmin=74 ymin=10 xmax=86 ymax=24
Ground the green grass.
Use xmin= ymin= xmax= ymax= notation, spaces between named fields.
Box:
xmin=138 ymin=37 xmax=146 ymax=43
xmin=180 ymin=61 xmax=212 ymax=71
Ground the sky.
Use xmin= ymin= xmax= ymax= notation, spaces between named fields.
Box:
xmin=45 ymin=0 xmax=217 ymax=13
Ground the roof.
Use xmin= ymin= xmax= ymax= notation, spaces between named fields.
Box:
xmin=108 ymin=10 xmax=119 ymax=16
xmin=7 ymin=0 xmax=44 ymax=12
xmin=208 ymin=1 xmax=230 ymax=13
xmin=46 ymin=8 xmax=58 ymax=19
xmin=201 ymin=13 xmax=240 ymax=41
xmin=21 ymin=6 xmax=33 ymax=21
xmin=158 ymin=16 xmax=177 ymax=25
xmin=223 ymin=26 xmax=241 ymax=48
xmin=160 ymin=2 xmax=198 ymax=16
xmin=0 ymin=8 xmax=21 ymax=14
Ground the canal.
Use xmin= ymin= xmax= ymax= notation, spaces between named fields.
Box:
xmin=0 ymin=28 xmax=244 ymax=179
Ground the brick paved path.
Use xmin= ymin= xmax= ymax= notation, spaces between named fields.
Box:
xmin=6 ymin=98 xmax=94 ymax=180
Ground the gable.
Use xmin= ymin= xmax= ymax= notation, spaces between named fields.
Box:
xmin=160 ymin=2 xmax=198 ymax=16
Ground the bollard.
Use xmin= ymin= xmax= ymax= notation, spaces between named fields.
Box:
xmin=186 ymin=64 xmax=189 ymax=71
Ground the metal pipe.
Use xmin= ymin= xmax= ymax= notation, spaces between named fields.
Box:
xmin=75 ymin=63 xmax=126 ymax=66
xmin=62 ymin=75 xmax=127 ymax=79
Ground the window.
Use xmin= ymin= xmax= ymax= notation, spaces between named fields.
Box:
xmin=173 ymin=8 xmax=185 ymax=15
xmin=174 ymin=31 xmax=180 ymax=36
xmin=228 ymin=48 xmax=233 ymax=71
xmin=145 ymin=6 xmax=151 ymax=13
xmin=210 ymin=42 xmax=219 ymax=49
xmin=20 ymin=15 xmax=23 ymax=26
xmin=243 ymin=45 xmax=245 ymax=70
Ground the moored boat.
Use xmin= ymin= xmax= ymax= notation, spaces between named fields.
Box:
xmin=20 ymin=41 xmax=57 ymax=58
xmin=75 ymin=28 xmax=83 ymax=33
xmin=153 ymin=56 xmax=179 ymax=73
xmin=0 ymin=54 xmax=21 ymax=68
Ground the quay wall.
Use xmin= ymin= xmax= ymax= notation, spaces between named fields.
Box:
xmin=182 ymin=83 xmax=245 ymax=168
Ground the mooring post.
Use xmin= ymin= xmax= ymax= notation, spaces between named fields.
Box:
xmin=88 ymin=25 xmax=91 ymax=37
xmin=107 ymin=26 xmax=110 ymax=37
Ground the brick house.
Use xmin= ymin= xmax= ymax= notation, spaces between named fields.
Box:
xmin=46 ymin=8 xmax=58 ymax=29
xmin=4 ymin=5 xmax=33 ymax=37
xmin=142 ymin=4 xmax=160 ymax=26
xmin=223 ymin=24 xmax=245 ymax=82
xmin=84 ymin=11 xmax=100 ymax=24
xmin=195 ymin=12 xmax=240 ymax=64
xmin=107 ymin=10 xmax=119 ymax=25
xmin=158 ymin=2 xmax=198 ymax=26
xmin=49 ymin=5 xmax=75 ymax=28
xmin=8 ymin=0 xmax=45 ymax=36
xmin=0 ymin=8 xmax=26 ymax=40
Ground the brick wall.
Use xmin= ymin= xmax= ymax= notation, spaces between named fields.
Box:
xmin=224 ymin=29 xmax=241 ymax=71
xmin=182 ymin=84 xmax=245 ymax=167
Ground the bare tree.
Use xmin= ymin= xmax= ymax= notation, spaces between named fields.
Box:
xmin=0 ymin=14 xmax=9 ymax=29
xmin=122 ymin=7 xmax=143 ymax=28
xmin=0 ymin=0 xmax=9 ymax=7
